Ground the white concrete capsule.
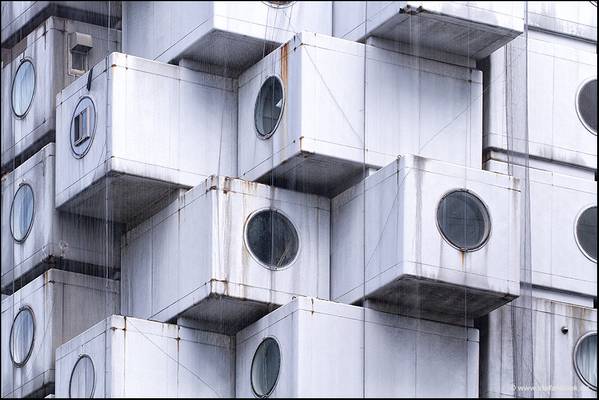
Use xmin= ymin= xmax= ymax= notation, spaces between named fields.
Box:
xmin=123 ymin=1 xmax=332 ymax=75
xmin=483 ymin=30 xmax=597 ymax=179
xmin=121 ymin=176 xmax=330 ymax=334
xmin=55 ymin=315 xmax=234 ymax=398
xmin=0 ymin=269 xmax=119 ymax=398
xmin=55 ymin=52 xmax=237 ymax=225
xmin=480 ymin=297 xmax=597 ymax=397
xmin=331 ymin=155 xmax=521 ymax=322
xmin=1 ymin=16 xmax=120 ymax=173
xmin=239 ymin=32 xmax=483 ymax=197
xmin=527 ymin=1 xmax=597 ymax=42
xmin=333 ymin=1 xmax=524 ymax=60
xmin=1 ymin=1 xmax=121 ymax=46
xmin=1 ymin=144 xmax=119 ymax=295
xmin=485 ymin=160 xmax=597 ymax=298
xmin=236 ymin=297 xmax=479 ymax=397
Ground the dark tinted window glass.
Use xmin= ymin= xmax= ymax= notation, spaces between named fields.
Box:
xmin=576 ymin=206 xmax=597 ymax=261
xmin=255 ymin=76 xmax=284 ymax=138
xmin=246 ymin=210 xmax=299 ymax=268
xmin=251 ymin=338 xmax=281 ymax=397
xmin=578 ymin=79 xmax=597 ymax=134
xmin=437 ymin=190 xmax=490 ymax=251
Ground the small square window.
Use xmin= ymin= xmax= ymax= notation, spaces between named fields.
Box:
xmin=73 ymin=108 xmax=91 ymax=146
xmin=70 ymin=51 xmax=88 ymax=74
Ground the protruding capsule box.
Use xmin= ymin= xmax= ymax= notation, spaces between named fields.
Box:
xmin=1 ymin=144 xmax=119 ymax=295
xmin=331 ymin=155 xmax=521 ymax=323
xmin=55 ymin=315 xmax=234 ymax=398
xmin=0 ymin=270 xmax=119 ymax=398
xmin=333 ymin=1 xmax=524 ymax=60
xmin=238 ymin=32 xmax=483 ymax=196
xmin=121 ymin=176 xmax=330 ymax=334
xmin=1 ymin=16 xmax=120 ymax=173
xmin=236 ymin=297 xmax=479 ymax=397
xmin=55 ymin=52 xmax=237 ymax=226
xmin=123 ymin=1 xmax=332 ymax=75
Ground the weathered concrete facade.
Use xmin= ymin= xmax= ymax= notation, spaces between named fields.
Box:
xmin=1 ymin=1 xmax=596 ymax=398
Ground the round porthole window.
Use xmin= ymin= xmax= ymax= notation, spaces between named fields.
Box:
xmin=251 ymin=337 xmax=281 ymax=397
xmin=10 ymin=183 xmax=35 ymax=243
xmin=254 ymin=76 xmax=284 ymax=139
xmin=70 ymin=96 xmax=97 ymax=158
xmin=574 ymin=332 xmax=597 ymax=391
xmin=263 ymin=1 xmax=295 ymax=8
xmin=69 ymin=355 xmax=96 ymax=398
xmin=245 ymin=209 xmax=299 ymax=269
xmin=576 ymin=78 xmax=597 ymax=135
xmin=9 ymin=307 xmax=35 ymax=367
xmin=436 ymin=190 xmax=491 ymax=251
xmin=576 ymin=206 xmax=597 ymax=262
xmin=11 ymin=59 xmax=35 ymax=118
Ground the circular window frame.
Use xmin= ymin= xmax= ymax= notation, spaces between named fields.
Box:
xmin=250 ymin=336 xmax=282 ymax=398
xmin=243 ymin=208 xmax=301 ymax=271
xmin=11 ymin=58 xmax=36 ymax=119
xmin=9 ymin=182 xmax=35 ymax=243
xmin=68 ymin=354 xmax=96 ymax=398
xmin=69 ymin=95 xmax=98 ymax=159
xmin=435 ymin=189 xmax=492 ymax=252
xmin=574 ymin=205 xmax=597 ymax=263
xmin=262 ymin=1 xmax=296 ymax=9
xmin=573 ymin=331 xmax=597 ymax=391
xmin=254 ymin=75 xmax=286 ymax=140
xmin=9 ymin=305 xmax=36 ymax=368
xmin=575 ymin=76 xmax=597 ymax=136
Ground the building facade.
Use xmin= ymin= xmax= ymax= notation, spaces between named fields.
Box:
xmin=1 ymin=1 xmax=596 ymax=398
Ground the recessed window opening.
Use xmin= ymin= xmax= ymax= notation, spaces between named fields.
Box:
xmin=576 ymin=206 xmax=597 ymax=262
xmin=254 ymin=76 xmax=284 ymax=139
xmin=436 ymin=190 xmax=491 ymax=251
xmin=577 ymin=78 xmax=597 ymax=135
xmin=9 ymin=307 xmax=35 ymax=367
xmin=69 ymin=355 xmax=96 ymax=398
xmin=73 ymin=107 xmax=91 ymax=146
xmin=245 ymin=209 xmax=299 ymax=269
xmin=11 ymin=59 xmax=35 ymax=118
xmin=574 ymin=332 xmax=597 ymax=391
xmin=251 ymin=337 xmax=281 ymax=397
xmin=70 ymin=96 xmax=96 ymax=158
xmin=10 ymin=183 xmax=34 ymax=242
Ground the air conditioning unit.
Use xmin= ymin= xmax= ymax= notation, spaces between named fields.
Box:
xmin=1 ymin=16 xmax=120 ymax=174
xmin=527 ymin=1 xmax=597 ymax=42
xmin=483 ymin=30 xmax=597 ymax=179
xmin=239 ymin=32 xmax=482 ymax=197
xmin=123 ymin=1 xmax=332 ymax=75
xmin=0 ymin=269 xmax=119 ymax=398
xmin=480 ymin=297 xmax=597 ymax=397
xmin=54 ymin=52 xmax=237 ymax=226
xmin=121 ymin=176 xmax=330 ymax=334
xmin=55 ymin=315 xmax=234 ymax=397
xmin=485 ymin=160 xmax=597 ymax=298
xmin=236 ymin=297 xmax=479 ymax=397
xmin=331 ymin=155 xmax=521 ymax=323
xmin=1 ymin=1 xmax=121 ymax=47
xmin=1 ymin=144 xmax=119 ymax=295
xmin=333 ymin=1 xmax=524 ymax=60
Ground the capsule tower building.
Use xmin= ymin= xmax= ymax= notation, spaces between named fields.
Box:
xmin=1 ymin=1 xmax=596 ymax=398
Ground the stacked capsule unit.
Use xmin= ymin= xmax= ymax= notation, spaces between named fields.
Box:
xmin=1 ymin=1 xmax=597 ymax=398
xmin=1 ymin=3 xmax=123 ymax=397
xmin=479 ymin=2 xmax=597 ymax=397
